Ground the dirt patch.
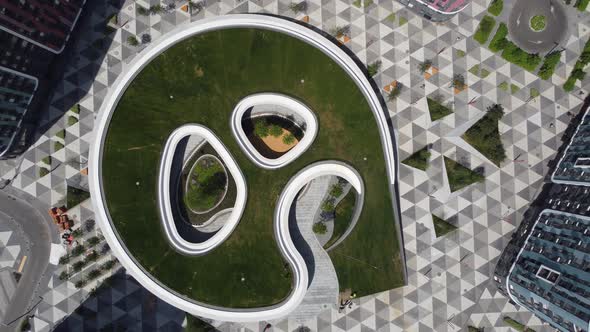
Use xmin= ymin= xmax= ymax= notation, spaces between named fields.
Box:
xmin=261 ymin=128 xmax=299 ymax=153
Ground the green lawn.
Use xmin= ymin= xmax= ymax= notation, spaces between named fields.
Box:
xmin=474 ymin=15 xmax=496 ymax=44
xmin=427 ymin=97 xmax=453 ymax=121
xmin=184 ymin=156 xmax=226 ymax=212
xmin=402 ymin=146 xmax=430 ymax=171
xmin=67 ymin=185 xmax=90 ymax=208
xmin=324 ymin=190 xmax=356 ymax=249
xmin=463 ymin=104 xmax=507 ymax=166
xmin=432 ymin=214 xmax=457 ymax=237
xmin=530 ymin=15 xmax=546 ymax=31
xmin=503 ymin=316 xmax=536 ymax=332
xmin=102 ymin=28 xmax=403 ymax=308
xmin=444 ymin=157 xmax=485 ymax=192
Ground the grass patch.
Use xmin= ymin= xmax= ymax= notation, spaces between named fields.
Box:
xmin=39 ymin=167 xmax=50 ymax=178
xmin=56 ymin=129 xmax=66 ymax=139
xmin=399 ymin=16 xmax=408 ymax=26
xmin=352 ymin=0 xmax=361 ymax=7
xmin=511 ymin=83 xmax=520 ymax=94
xmin=503 ymin=316 xmax=536 ymax=332
xmin=469 ymin=64 xmax=491 ymax=78
xmin=402 ymin=146 xmax=430 ymax=171
xmin=474 ymin=15 xmax=496 ymax=44
xmin=432 ymin=215 xmax=457 ymax=237
xmin=456 ymin=49 xmax=466 ymax=58
xmin=463 ymin=104 xmax=506 ymax=166
xmin=70 ymin=104 xmax=80 ymax=114
xmin=488 ymin=0 xmax=503 ymax=16
xmin=42 ymin=156 xmax=52 ymax=165
xmin=54 ymin=141 xmax=64 ymax=152
xmin=324 ymin=190 xmax=356 ymax=249
xmin=103 ymin=28 xmax=403 ymax=308
xmin=444 ymin=157 xmax=485 ymax=192
xmin=67 ymin=185 xmax=90 ymax=208
xmin=576 ymin=0 xmax=590 ymax=11
xmin=529 ymin=88 xmax=540 ymax=100
xmin=386 ymin=13 xmax=396 ymax=22
xmin=530 ymin=15 xmax=546 ymax=31
xmin=498 ymin=81 xmax=509 ymax=91
xmin=184 ymin=156 xmax=227 ymax=212
xmin=68 ymin=116 xmax=79 ymax=126
xmin=427 ymin=97 xmax=453 ymax=121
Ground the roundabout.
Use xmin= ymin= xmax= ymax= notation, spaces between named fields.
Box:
xmin=89 ymin=14 xmax=403 ymax=322
xmin=508 ymin=0 xmax=568 ymax=54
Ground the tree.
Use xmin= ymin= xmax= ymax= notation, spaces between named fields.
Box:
xmin=322 ymin=200 xmax=335 ymax=212
xmin=367 ymin=60 xmax=382 ymax=77
xmin=188 ymin=0 xmax=203 ymax=13
xmin=254 ymin=120 xmax=269 ymax=138
xmin=149 ymin=4 xmax=164 ymax=14
xmin=127 ymin=35 xmax=139 ymax=46
xmin=282 ymin=133 xmax=296 ymax=145
xmin=141 ymin=33 xmax=151 ymax=44
xmin=137 ymin=6 xmax=149 ymax=16
xmin=330 ymin=184 xmax=343 ymax=197
xmin=418 ymin=59 xmax=432 ymax=73
xmin=269 ymin=124 xmax=283 ymax=137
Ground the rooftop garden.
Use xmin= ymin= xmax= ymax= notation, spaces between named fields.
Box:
xmin=102 ymin=28 xmax=403 ymax=308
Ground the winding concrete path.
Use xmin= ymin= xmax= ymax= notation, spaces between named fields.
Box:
xmin=288 ymin=176 xmax=338 ymax=323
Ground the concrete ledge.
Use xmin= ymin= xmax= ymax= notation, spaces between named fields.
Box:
xmin=231 ymin=93 xmax=318 ymax=169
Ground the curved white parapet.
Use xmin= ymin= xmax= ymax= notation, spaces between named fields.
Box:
xmin=158 ymin=125 xmax=246 ymax=255
xmin=89 ymin=14 xmax=397 ymax=322
xmin=231 ymin=93 xmax=318 ymax=169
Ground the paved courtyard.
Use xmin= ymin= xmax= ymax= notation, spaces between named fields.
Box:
xmin=1 ymin=0 xmax=590 ymax=330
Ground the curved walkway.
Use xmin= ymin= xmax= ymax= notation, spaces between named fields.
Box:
xmin=508 ymin=0 xmax=568 ymax=54
xmin=89 ymin=14 xmax=396 ymax=322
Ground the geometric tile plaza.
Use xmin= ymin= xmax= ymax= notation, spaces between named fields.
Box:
xmin=1 ymin=0 xmax=589 ymax=331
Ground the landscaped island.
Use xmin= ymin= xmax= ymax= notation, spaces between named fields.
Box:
xmin=102 ymin=28 xmax=403 ymax=308
xmin=184 ymin=155 xmax=227 ymax=213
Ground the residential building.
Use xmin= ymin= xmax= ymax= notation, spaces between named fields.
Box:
xmin=0 ymin=0 xmax=86 ymax=158
xmin=0 ymin=66 xmax=37 ymax=157
xmin=397 ymin=0 xmax=470 ymax=22
xmin=494 ymin=102 xmax=590 ymax=332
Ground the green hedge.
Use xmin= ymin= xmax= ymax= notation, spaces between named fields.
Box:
xmin=488 ymin=0 xmax=503 ymax=15
xmin=489 ymin=23 xmax=508 ymax=52
xmin=474 ymin=15 xmax=496 ymax=44
xmin=501 ymin=41 xmax=541 ymax=72
xmin=576 ymin=0 xmax=590 ymax=11
xmin=564 ymin=36 xmax=590 ymax=91
xmin=538 ymin=51 xmax=562 ymax=80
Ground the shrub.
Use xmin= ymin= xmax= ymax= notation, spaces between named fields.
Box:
xmin=41 ymin=156 xmax=51 ymax=165
xmin=489 ymin=23 xmax=508 ymax=52
xmin=74 ymin=279 xmax=87 ymax=288
xmin=137 ymin=6 xmax=149 ymax=15
xmin=564 ymin=76 xmax=577 ymax=91
xmin=127 ymin=36 xmax=139 ymax=46
xmin=85 ymin=250 xmax=99 ymax=263
xmin=312 ymin=222 xmax=327 ymax=234
xmin=289 ymin=1 xmax=307 ymax=13
xmin=367 ymin=60 xmax=382 ymax=77
xmin=488 ymin=0 xmax=503 ymax=15
xmin=254 ymin=120 xmax=269 ymax=138
xmin=530 ymin=15 xmax=545 ymax=31
xmin=418 ymin=59 xmax=432 ymax=73
xmin=538 ymin=51 xmax=562 ymax=80
xmin=149 ymin=4 xmax=164 ymax=14
xmin=451 ymin=74 xmax=466 ymax=90
xmin=58 ymin=255 xmax=70 ymax=265
xmin=474 ymin=15 xmax=496 ymax=44
xmin=101 ymin=259 xmax=117 ymax=271
xmin=72 ymin=227 xmax=83 ymax=237
xmin=388 ymin=83 xmax=402 ymax=101
xmin=330 ymin=184 xmax=343 ymax=197
xmin=269 ymin=124 xmax=283 ymax=137
xmin=59 ymin=270 xmax=70 ymax=280
xmin=54 ymin=141 xmax=64 ymax=151
xmin=39 ymin=167 xmax=50 ymax=178
xmin=72 ymin=260 xmax=86 ymax=272
xmin=322 ymin=200 xmax=335 ymax=212
xmin=87 ymin=268 xmax=102 ymax=280
xmin=67 ymin=116 xmax=78 ymax=126
xmin=71 ymin=245 xmax=85 ymax=257
xmin=282 ymin=133 xmax=296 ymax=145
xmin=87 ymin=236 xmax=100 ymax=246
xmin=56 ymin=129 xmax=66 ymax=139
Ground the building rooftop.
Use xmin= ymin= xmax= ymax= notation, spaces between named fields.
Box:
xmin=508 ymin=210 xmax=590 ymax=332
xmin=553 ymin=107 xmax=590 ymax=185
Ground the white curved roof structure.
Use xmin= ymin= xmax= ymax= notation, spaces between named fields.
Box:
xmin=89 ymin=14 xmax=397 ymax=322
